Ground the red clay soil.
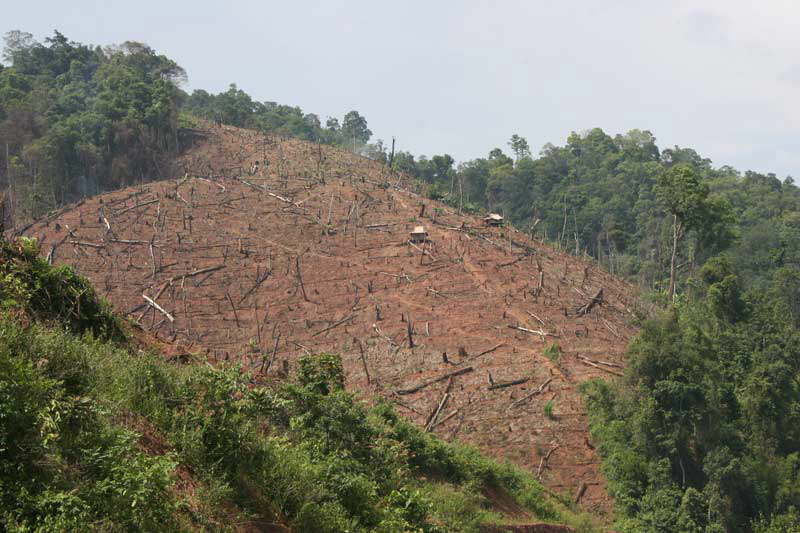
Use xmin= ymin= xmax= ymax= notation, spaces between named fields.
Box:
xmin=19 ymin=124 xmax=639 ymax=519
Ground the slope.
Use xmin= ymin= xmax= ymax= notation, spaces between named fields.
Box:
xmin=19 ymin=123 xmax=640 ymax=517
xmin=0 ymin=236 xmax=599 ymax=532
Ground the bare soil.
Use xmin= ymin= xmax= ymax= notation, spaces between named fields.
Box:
xmin=21 ymin=124 xmax=639 ymax=519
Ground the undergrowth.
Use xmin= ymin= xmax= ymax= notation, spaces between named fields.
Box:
xmin=0 ymin=237 xmax=591 ymax=532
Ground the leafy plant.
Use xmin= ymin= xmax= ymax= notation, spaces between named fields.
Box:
xmin=543 ymin=342 xmax=562 ymax=364
xmin=544 ymin=400 xmax=556 ymax=420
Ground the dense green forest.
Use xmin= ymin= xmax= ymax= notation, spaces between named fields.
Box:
xmin=0 ymin=31 xmax=185 ymax=221
xmin=180 ymin=84 xmax=373 ymax=149
xmin=581 ymin=256 xmax=800 ymax=532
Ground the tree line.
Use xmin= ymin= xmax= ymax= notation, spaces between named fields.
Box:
xmin=0 ymin=31 xmax=375 ymax=225
xmin=379 ymin=129 xmax=799 ymax=300
xmin=0 ymin=31 xmax=186 ymax=223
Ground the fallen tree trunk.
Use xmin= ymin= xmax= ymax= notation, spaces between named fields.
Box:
xmin=311 ymin=313 xmax=355 ymax=337
xmin=507 ymin=325 xmax=559 ymax=338
xmin=576 ymin=355 xmax=624 ymax=376
xmin=507 ymin=377 xmax=553 ymax=410
xmin=488 ymin=377 xmax=530 ymax=390
xmin=142 ymin=294 xmax=174 ymax=323
xmin=395 ymin=367 xmax=473 ymax=395
xmin=575 ymin=288 xmax=604 ymax=316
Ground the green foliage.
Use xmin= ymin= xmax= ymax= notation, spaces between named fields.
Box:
xmin=1 ymin=31 xmax=184 ymax=222
xmin=179 ymin=84 xmax=372 ymax=149
xmin=583 ymin=261 xmax=800 ymax=532
xmin=543 ymin=342 xmax=562 ymax=363
xmin=0 ymin=315 xmax=578 ymax=531
xmin=543 ymin=400 xmax=556 ymax=420
xmin=0 ymin=237 xmax=122 ymax=339
xmin=0 ymin=322 xmax=178 ymax=531
xmin=296 ymin=352 xmax=345 ymax=395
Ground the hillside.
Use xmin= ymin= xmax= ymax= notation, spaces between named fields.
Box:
xmin=0 ymin=236 xmax=605 ymax=531
xmin=18 ymin=123 xmax=639 ymax=516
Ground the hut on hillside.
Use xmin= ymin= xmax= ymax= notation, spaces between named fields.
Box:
xmin=484 ymin=213 xmax=504 ymax=226
xmin=409 ymin=225 xmax=428 ymax=243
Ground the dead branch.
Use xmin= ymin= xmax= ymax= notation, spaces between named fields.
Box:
xmin=426 ymin=287 xmax=450 ymax=299
xmin=527 ymin=311 xmax=546 ymax=326
xmin=356 ymin=339 xmax=371 ymax=384
xmin=425 ymin=379 xmax=452 ymax=431
xmin=142 ymin=294 xmax=174 ymax=323
xmin=576 ymin=355 xmax=624 ymax=376
xmin=574 ymin=482 xmax=587 ymax=505
xmin=115 ymin=199 xmax=158 ymax=216
xmin=507 ymin=325 xmax=559 ymax=338
xmin=392 ymin=396 xmax=424 ymax=416
xmin=263 ymin=331 xmax=281 ymax=373
xmin=428 ymin=409 xmax=459 ymax=430
xmin=498 ymin=253 xmax=532 ymax=268
xmin=488 ymin=376 xmax=530 ymax=390
xmin=395 ymin=367 xmax=473 ymax=395
xmin=459 ymin=343 xmax=505 ymax=365
xmin=311 ymin=313 xmax=356 ymax=337
xmin=537 ymin=444 xmax=560 ymax=479
xmin=238 ymin=268 xmax=271 ymax=304
xmin=295 ymin=256 xmax=309 ymax=302
xmin=372 ymin=322 xmax=396 ymax=344
xmin=601 ymin=317 xmax=621 ymax=338
xmin=507 ymin=377 xmax=553 ymax=410
xmin=69 ymin=240 xmax=104 ymax=249
xmin=226 ymin=292 xmax=240 ymax=327
xmin=109 ymin=239 xmax=152 ymax=245
xmin=576 ymin=288 xmax=604 ymax=316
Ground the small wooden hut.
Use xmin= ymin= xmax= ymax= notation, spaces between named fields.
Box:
xmin=484 ymin=213 xmax=504 ymax=226
xmin=409 ymin=225 xmax=428 ymax=243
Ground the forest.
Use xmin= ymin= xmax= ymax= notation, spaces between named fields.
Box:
xmin=2 ymin=31 xmax=800 ymax=532
xmin=0 ymin=31 xmax=372 ymax=224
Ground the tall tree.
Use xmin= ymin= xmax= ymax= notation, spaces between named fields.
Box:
xmin=508 ymin=134 xmax=531 ymax=161
xmin=655 ymin=164 xmax=710 ymax=298
xmin=341 ymin=110 xmax=372 ymax=147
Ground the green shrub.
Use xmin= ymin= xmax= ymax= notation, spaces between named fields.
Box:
xmin=543 ymin=343 xmax=562 ymax=363
xmin=0 ymin=237 xmax=123 ymax=339
xmin=544 ymin=400 xmax=556 ymax=419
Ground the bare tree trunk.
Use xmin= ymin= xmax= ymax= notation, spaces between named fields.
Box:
xmin=458 ymin=175 xmax=463 ymax=214
xmin=668 ymin=213 xmax=679 ymax=299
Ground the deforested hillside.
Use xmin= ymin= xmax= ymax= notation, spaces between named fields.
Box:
xmin=19 ymin=123 xmax=639 ymax=517
xmin=0 ymin=236 xmax=601 ymax=532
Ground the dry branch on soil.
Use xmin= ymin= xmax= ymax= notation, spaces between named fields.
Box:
xmin=575 ymin=288 xmax=604 ymax=316
xmin=488 ymin=377 xmax=530 ymax=390
xmin=507 ymin=377 xmax=553 ymax=410
xmin=395 ymin=367 xmax=473 ymax=395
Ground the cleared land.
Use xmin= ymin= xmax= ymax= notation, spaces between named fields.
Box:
xmin=22 ymin=124 xmax=639 ymax=517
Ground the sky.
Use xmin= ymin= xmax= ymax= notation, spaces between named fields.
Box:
xmin=4 ymin=0 xmax=800 ymax=177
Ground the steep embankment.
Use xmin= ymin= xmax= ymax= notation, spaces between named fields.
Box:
xmin=0 ymin=237 xmax=594 ymax=531
xmin=20 ymin=124 xmax=638 ymax=516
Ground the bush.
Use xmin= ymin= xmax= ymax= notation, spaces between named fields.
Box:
xmin=543 ymin=343 xmax=562 ymax=363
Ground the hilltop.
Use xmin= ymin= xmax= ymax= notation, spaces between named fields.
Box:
xmin=19 ymin=123 xmax=639 ymax=517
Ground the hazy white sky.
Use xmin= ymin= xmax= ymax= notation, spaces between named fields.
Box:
xmin=5 ymin=1 xmax=800 ymax=176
